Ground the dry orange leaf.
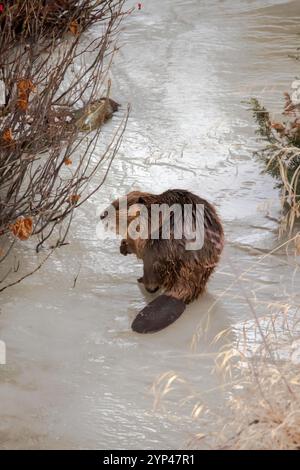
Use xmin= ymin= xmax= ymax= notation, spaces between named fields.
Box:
xmin=17 ymin=79 xmax=36 ymax=111
xmin=69 ymin=194 xmax=80 ymax=204
xmin=64 ymin=158 xmax=72 ymax=165
xmin=271 ymin=121 xmax=285 ymax=132
xmin=9 ymin=217 xmax=33 ymax=241
xmin=69 ymin=20 xmax=79 ymax=35
xmin=2 ymin=128 xmax=14 ymax=142
xmin=17 ymin=97 xmax=28 ymax=111
xmin=17 ymin=79 xmax=36 ymax=93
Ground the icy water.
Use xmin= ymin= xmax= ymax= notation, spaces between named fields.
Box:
xmin=1 ymin=0 xmax=300 ymax=450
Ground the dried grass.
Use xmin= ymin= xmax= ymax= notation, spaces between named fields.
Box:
xmin=213 ymin=314 xmax=300 ymax=450
xmin=151 ymin=236 xmax=300 ymax=450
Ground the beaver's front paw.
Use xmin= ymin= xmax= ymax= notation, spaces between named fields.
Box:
xmin=145 ymin=285 xmax=159 ymax=294
xmin=120 ymin=239 xmax=129 ymax=256
xmin=138 ymin=277 xmax=158 ymax=293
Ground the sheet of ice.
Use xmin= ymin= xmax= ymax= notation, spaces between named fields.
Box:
xmin=0 ymin=0 xmax=300 ymax=450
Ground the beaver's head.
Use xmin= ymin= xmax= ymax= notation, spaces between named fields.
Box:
xmin=100 ymin=191 xmax=151 ymax=237
xmin=99 ymin=97 xmax=120 ymax=113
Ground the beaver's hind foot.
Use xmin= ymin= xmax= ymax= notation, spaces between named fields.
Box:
xmin=120 ymin=239 xmax=130 ymax=256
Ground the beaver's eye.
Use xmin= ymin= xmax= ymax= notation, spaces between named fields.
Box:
xmin=100 ymin=210 xmax=108 ymax=220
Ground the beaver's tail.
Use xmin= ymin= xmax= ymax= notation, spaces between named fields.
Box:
xmin=131 ymin=295 xmax=186 ymax=334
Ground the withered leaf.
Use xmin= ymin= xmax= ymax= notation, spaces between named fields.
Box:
xmin=69 ymin=20 xmax=79 ymax=36
xmin=17 ymin=97 xmax=28 ymax=111
xmin=271 ymin=121 xmax=285 ymax=132
xmin=2 ymin=128 xmax=14 ymax=142
xmin=17 ymin=79 xmax=36 ymax=93
xmin=17 ymin=79 xmax=36 ymax=111
xmin=69 ymin=194 xmax=80 ymax=204
xmin=9 ymin=217 xmax=33 ymax=241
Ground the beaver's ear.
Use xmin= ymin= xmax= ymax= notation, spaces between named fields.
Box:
xmin=138 ymin=196 xmax=146 ymax=204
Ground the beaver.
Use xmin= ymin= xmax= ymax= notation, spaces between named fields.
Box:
xmin=72 ymin=97 xmax=120 ymax=131
xmin=101 ymin=189 xmax=224 ymax=333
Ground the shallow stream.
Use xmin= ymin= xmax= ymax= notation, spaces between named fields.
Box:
xmin=1 ymin=0 xmax=300 ymax=450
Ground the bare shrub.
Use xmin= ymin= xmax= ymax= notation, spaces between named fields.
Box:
xmin=0 ymin=1 xmax=129 ymax=290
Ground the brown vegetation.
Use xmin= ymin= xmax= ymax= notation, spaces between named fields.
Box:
xmin=250 ymin=87 xmax=300 ymax=234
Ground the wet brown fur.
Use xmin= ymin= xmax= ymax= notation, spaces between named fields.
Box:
xmin=103 ymin=189 xmax=224 ymax=304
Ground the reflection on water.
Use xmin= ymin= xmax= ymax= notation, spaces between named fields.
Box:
xmin=1 ymin=0 xmax=300 ymax=450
